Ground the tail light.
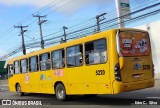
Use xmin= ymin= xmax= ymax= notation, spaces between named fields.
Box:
xmin=152 ymin=63 xmax=155 ymax=78
xmin=115 ymin=63 xmax=122 ymax=81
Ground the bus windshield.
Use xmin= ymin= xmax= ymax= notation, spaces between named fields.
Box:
xmin=118 ymin=31 xmax=151 ymax=57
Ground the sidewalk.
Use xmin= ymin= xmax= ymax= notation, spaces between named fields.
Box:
xmin=0 ymin=80 xmax=8 ymax=91
xmin=154 ymin=73 xmax=160 ymax=80
xmin=0 ymin=80 xmax=8 ymax=85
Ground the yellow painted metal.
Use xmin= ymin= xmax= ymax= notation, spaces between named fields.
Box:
xmin=7 ymin=28 xmax=155 ymax=95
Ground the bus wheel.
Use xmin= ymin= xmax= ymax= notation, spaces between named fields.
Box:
xmin=16 ymin=84 xmax=24 ymax=96
xmin=55 ymin=83 xmax=66 ymax=101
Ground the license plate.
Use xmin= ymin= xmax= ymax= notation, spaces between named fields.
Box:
xmin=133 ymin=74 xmax=141 ymax=78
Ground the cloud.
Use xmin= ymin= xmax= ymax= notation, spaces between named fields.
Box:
xmin=26 ymin=48 xmax=40 ymax=53
xmin=0 ymin=0 xmax=112 ymax=7
xmin=0 ymin=49 xmax=7 ymax=60
xmin=0 ymin=49 xmax=6 ymax=55
xmin=50 ymin=0 xmax=113 ymax=14
xmin=0 ymin=0 xmax=113 ymax=15
xmin=0 ymin=0 xmax=53 ymax=7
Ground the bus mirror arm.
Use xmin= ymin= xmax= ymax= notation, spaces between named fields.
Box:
xmin=116 ymin=30 xmax=122 ymax=57
xmin=116 ymin=30 xmax=123 ymax=69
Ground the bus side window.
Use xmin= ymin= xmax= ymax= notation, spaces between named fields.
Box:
xmin=52 ymin=49 xmax=65 ymax=69
xmin=14 ymin=61 xmax=20 ymax=74
xmin=40 ymin=53 xmax=51 ymax=71
xmin=66 ymin=44 xmax=83 ymax=67
xmin=8 ymin=64 xmax=14 ymax=75
xmin=29 ymin=56 xmax=38 ymax=72
xmin=20 ymin=59 xmax=28 ymax=73
xmin=60 ymin=50 xmax=65 ymax=68
xmin=85 ymin=39 xmax=107 ymax=65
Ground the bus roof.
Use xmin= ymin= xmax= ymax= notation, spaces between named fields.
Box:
xmin=7 ymin=28 xmax=148 ymax=63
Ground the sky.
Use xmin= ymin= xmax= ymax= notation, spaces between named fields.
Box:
xmin=0 ymin=0 xmax=114 ymax=51
xmin=0 ymin=0 xmax=159 ymax=57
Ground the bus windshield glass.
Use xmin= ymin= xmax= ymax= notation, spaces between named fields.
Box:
xmin=119 ymin=31 xmax=150 ymax=57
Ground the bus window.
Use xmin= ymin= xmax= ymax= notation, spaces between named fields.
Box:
xmin=8 ymin=64 xmax=14 ymax=75
xmin=20 ymin=59 xmax=28 ymax=73
xmin=52 ymin=49 xmax=65 ymax=69
xmin=85 ymin=39 xmax=107 ymax=65
xmin=67 ymin=45 xmax=83 ymax=67
xmin=29 ymin=56 xmax=38 ymax=72
xmin=40 ymin=53 xmax=51 ymax=71
xmin=14 ymin=61 xmax=19 ymax=74
xmin=119 ymin=31 xmax=150 ymax=57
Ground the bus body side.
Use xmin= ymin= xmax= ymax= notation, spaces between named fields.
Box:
xmin=64 ymin=30 xmax=111 ymax=94
xmin=8 ymin=61 xmax=21 ymax=92
xmin=7 ymin=28 xmax=155 ymax=96
xmin=7 ymin=30 xmax=112 ymax=95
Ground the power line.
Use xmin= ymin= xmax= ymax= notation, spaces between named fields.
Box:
xmin=0 ymin=0 xmax=64 ymax=42
xmin=1 ymin=0 xmax=160 ymax=60
xmin=0 ymin=0 xmax=156 ymax=44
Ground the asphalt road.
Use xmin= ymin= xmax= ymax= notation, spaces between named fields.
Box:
xmin=0 ymin=79 xmax=160 ymax=108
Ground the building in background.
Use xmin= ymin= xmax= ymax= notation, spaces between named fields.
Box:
xmin=135 ymin=20 xmax=160 ymax=74
xmin=0 ymin=61 xmax=7 ymax=80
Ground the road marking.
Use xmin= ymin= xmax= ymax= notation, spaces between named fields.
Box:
xmin=147 ymin=97 xmax=160 ymax=99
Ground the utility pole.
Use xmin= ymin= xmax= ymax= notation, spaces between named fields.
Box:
xmin=60 ymin=26 xmax=68 ymax=43
xmin=96 ymin=13 xmax=107 ymax=32
xmin=14 ymin=25 xmax=28 ymax=55
xmin=33 ymin=14 xmax=47 ymax=49
xmin=115 ymin=0 xmax=125 ymax=28
xmin=63 ymin=26 xmax=68 ymax=42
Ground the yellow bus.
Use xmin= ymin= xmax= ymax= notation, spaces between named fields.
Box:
xmin=7 ymin=28 xmax=155 ymax=100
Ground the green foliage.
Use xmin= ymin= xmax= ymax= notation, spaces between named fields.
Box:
xmin=0 ymin=61 xmax=7 ymax=73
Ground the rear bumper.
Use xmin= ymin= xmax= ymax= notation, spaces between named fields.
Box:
xmin=112 ymin=78 xmax=155 ymax=94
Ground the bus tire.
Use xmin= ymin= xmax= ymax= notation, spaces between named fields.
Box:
xmin=55 ymin=83 xmax=67 ymax=101
xmin=16 ymin=84 xmax=24 ymax=96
